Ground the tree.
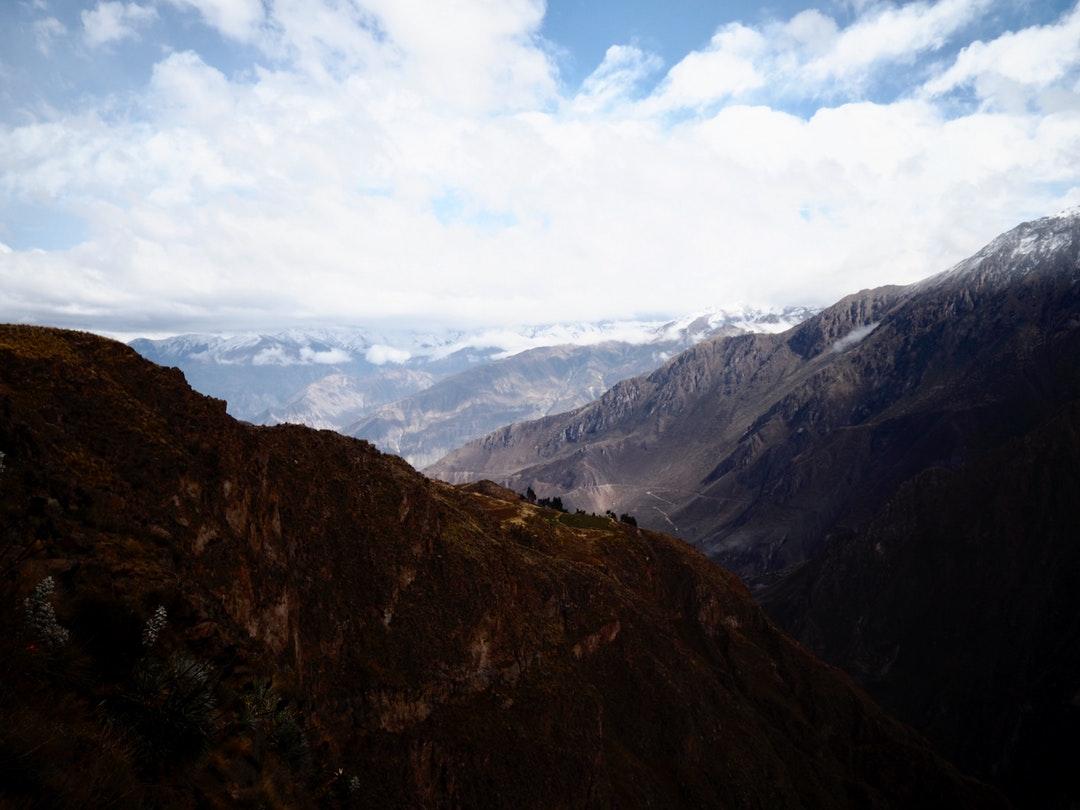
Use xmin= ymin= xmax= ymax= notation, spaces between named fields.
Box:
xmin=525 ymin=487 xmax=536 ymax=503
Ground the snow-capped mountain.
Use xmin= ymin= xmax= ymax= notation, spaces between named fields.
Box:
xmin=346 ymin=307 xmax=817 ymax=467
xmin=128 ymin=306 xmax=818 ymax=441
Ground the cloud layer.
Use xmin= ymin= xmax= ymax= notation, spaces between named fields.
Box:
xmin=2 ymin=0 xmax=1080 ymax=333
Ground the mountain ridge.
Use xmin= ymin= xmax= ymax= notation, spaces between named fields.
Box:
xmin=427 ymin=211 xmax=1080 ymax=577
xmin=131 ymin=308 xmax=816 ymax=464
xmin=425 ymin=210 xmax=1080 ymax=804
xmin=0 ymin=324 xmax=1002 ymax=807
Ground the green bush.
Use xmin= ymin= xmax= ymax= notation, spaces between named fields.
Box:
xmin=126 ymin=652 xmax=218 ymax=757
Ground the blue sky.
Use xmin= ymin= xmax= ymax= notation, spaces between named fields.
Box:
xmin=4 ymin=1 xmax=1070 ymax=117
xmin=2 ymin=0 xmax=1080 ymax=333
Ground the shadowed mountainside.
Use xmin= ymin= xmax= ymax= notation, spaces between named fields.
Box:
xmin=427 ymin=211 xmax=1080 ymax=581
xmin=426 ymin=210 xmax=1080 ymax=806
xmin=0 ymin=326 xmax=1002 ymax=808
xmin=760 ymin=400 xmax=1080 ymax=807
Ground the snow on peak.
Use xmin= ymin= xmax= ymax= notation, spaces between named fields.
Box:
xmin=1051 ymin=204 xmax=1080 ymax=220
xmin=130 ymin=306 xmax=818 ymax=368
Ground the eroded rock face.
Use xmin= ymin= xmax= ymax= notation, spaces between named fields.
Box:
xmin=0 ymin=326 xmax=1002 ymax=808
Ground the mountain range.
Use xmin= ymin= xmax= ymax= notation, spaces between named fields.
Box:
xmin=130 ymin=308 xmax=815 ymax=466
xmin=11 ymin=211 xmax=1080 ymax=806
xmin=427 ymin=209 xmax=1080 ymax=805
xmin=0 ymin=325 xmax=1001 ymax=808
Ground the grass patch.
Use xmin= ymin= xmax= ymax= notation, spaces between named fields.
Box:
xmin=557 ymin=512 xmax=614 ymax=531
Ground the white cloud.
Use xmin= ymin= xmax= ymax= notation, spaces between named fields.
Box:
xmin=1 ymin=1 xmax=1079 ymax=334
xmin=924 ymin=4 xmax=1080 ymax=100
xmin=164 ymin=0 xmax=264 ymax=42
xmin=251 ymin=346 xmax=289 ymax=365
xmin=803 ymin=0 xmax=989 ymax=84
xmin=32 ymin=16 xmax=67 ymax=55
xmin=575 ymin=45 xmax=663 ymax=112
xmin=649 ymin=24 xmax=766 ymax=110
xmin=250 ymin=345 xmax=351 ymax=365
xmin=646 ymin=0 xmax=990 ymax=109
xmin=301 ymin=346 xmax=351 ymax=364
xmin=81 ymin=1 xmax=156 ymax=48
xmin=366 ymin=344 xmax=411 ymax=365
xmin=832 ymin=321 xmax=880 ymax=352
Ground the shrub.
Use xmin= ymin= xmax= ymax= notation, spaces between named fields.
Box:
xmin=141 ymin=605 xmax=167 ymax=649
xmin=239 ymin=679 xmax=310 ymax=767
xmin=127 ymin=652 xmax=218 ymax=756
xmin=23 ymin=576 xmax=70 ymax=651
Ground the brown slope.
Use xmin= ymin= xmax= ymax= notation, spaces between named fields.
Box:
xmin=0 ymin=325 xmax=1002 ymax=808
xmin=427 ymin=212 xmax=1080 ymax=581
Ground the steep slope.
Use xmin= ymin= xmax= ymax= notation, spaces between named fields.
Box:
xmin=428 ymin=210 xmax=1080 ymax=580
xmin=347 ymin=340 xmax=706 ymax=469
xmin=0 ymin=326 xmax=1001 ymax=808
xmin=427 ymin=285 xmax=906 ymax=563
xmin=760 ymin=401 xmax=1080 ymax=807
xmin=428 ymin=210 xmax=1080 ymax=806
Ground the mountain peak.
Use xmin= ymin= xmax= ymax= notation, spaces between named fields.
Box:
xmin=923 ymin=208 xmax=1079 ymax=292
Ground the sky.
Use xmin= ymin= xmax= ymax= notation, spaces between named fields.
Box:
xmin=1 ymin=0 xmax=1079 ymax=335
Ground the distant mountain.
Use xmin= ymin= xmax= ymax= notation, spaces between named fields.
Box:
xmin=128 ymin=327 xmax=498 ymax=422
xmin=0 ymin=325 xmax=1001 ymax=808
xmin=348 ymin=308 xmax=814 ymax=467
xmin=259 ymin=370 xmax=437 ymax=431
xmin=129 ymin=307 xmax=815 ymax=443
xmin=426 ymin=209 xmax=1080 ymax=804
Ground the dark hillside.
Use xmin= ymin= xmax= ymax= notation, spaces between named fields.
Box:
xmin=0 ymin=326 xmax=1002 ymax=808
